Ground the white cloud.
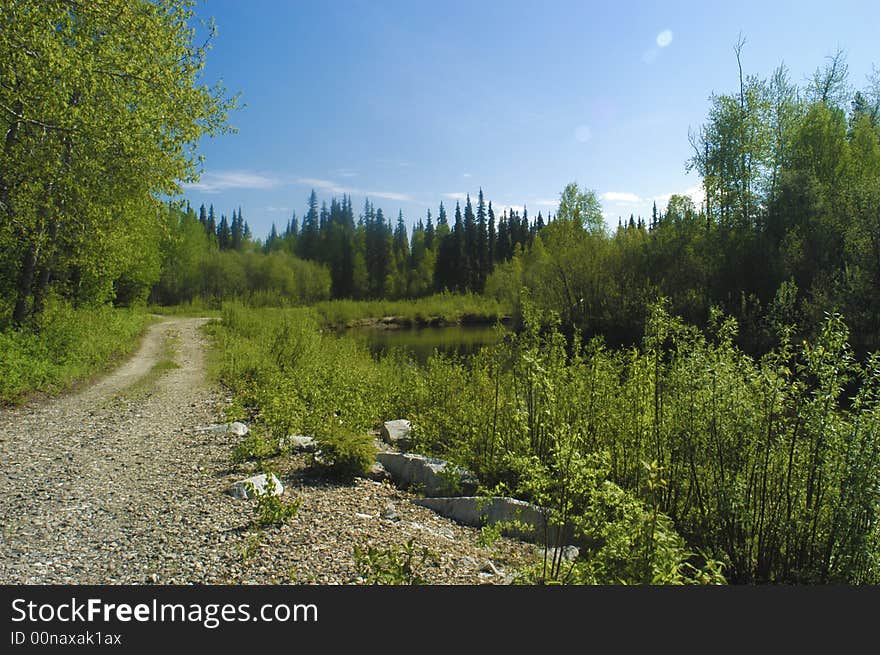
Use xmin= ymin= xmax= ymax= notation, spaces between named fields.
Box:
xmin=574 ymin=125 xmax=593 ymax=143
xmin=294 ymin=177 xmax=413 ymax=204
xmin=656 ymin=30 xmax=673 ymax=48
xmin=265 ymin=205 xmax=291 ymax=213
xmin=442 ymin=192 xmax=467 ymax=201
xmin=336 ymin=168 xmax=358 ymax=178
xmin=366 ymin=191 xmax=413 ymax=202
xmin=295 ymin=177 xmax=348 ymax=194
xmin=650 ymin=184 xmax=705 ymax=210
xmin=601 ymin=191 xmax=643 ymax=205
xmin=684 ymin=184 xmax=705 ymax=206
xmin=184 ymin=170 xmax=282 ymax=193
xmin=462 ymin=173 xmax=472 ymax=178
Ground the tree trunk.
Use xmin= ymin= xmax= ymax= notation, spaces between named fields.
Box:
xmin=12 ymin=243 xmax=37 ymax=326
xmin=31 ymin=263 xmax=52 ymax=319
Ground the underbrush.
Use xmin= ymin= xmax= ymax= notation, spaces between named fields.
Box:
xmin=209 ymin=296 xmax=880 ymax=585
xmin=312 ymin=292 xmax=510 ymax=327
xmin=0 ymin=299 xmax=150 ymax=404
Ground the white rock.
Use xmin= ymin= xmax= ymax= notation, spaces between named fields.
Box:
xmin=380 ymin=419 xmax=412 ymax=450
xmin=376 ymin=452 xmax=478 ymax=497
xmin=280 ymin=434 xmax=316 ymax=452
xmin=206 ymin=421 xmax=249 ymax=436
xmin=227 ymin=473 xmax=283 ymax=500
xmin=413 ymin=496 xmax=577 ymax=547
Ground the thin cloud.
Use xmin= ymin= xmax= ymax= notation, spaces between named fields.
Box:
xmin=375 ymin=158 xmax=411 ymax=168
xmin=534 ymin=199 xmax=558 ymax=207
xmin=365 ymin=190 xmax=413 ymax=202
xmin=265 ymin=205 xmax=291 ymax=213
xmin=295 ymin=177 xmax=348 ymax=194
xmin=442 ymin=192 xmax=467 ymax=201
xmin=184 ymin=170 xmax=282 ymax=193
xmin=294 ymin=177 xmax=412 ymax=203
xmin=336 ymin=168 xmax=359 ymax=178
xmin=602 ymin=191 xmax=643 ymax=205
xmin=462 ymin=173 xmax=473 ymax=178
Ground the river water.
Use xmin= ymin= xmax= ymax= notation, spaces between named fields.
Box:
xmin=346 ymin=324 xmax=507 ymax=363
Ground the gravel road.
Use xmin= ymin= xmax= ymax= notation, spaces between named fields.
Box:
xmin=0 ymin=317 xmax=531 ymax=585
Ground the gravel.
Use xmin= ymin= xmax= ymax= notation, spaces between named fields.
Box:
xmin=0 ymin=317 xmax=532 ymax=585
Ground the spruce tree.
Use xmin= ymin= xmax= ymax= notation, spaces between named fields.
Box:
xmin=425 ymin=209 xmax=435 ymax=250
xmin=476 ymin=189 xmax=489 ymax=291
xmin=488 ymin=201 xmax=496 ymax=265
xmin=463 ymin=195 xmax=477 ymax=290
xmin=217 ymin=214 xmax=231 ymax=250
xmin=206 ymin=204 xmax=217 ymax=244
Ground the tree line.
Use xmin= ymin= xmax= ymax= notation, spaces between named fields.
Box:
xmin=262 ymin=189 xmax=554 ymax=299
xmin=485 ymin=50 xmax=880 ymax=356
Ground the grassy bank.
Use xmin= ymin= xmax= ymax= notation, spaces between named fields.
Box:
xmin=0 ymin=301 xmax=151 ymax=405
xmin=210 ymin=301 xmax=725 ymax=584
xmin=209 ymin=299 xmax=880 ymax=584
xmin=312 ymin=292 xmax=511 ymax=328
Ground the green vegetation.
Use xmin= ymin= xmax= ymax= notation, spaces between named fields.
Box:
xmin=209 ymin=303 xmax=416 ymax=450
xmin=211 ymin=298 xmax=880 ymax=584
xmin=150 ymin=205 xmax=331 ymax=308
xmin=353 ymin=538 xmax=439 ymax=585
xmin=313 ymin=292 xmax=510 ymax=327
xmin=2 ymin=4 xmax=878 ymax=585
xmin=249 ymin=479 xmax=300 ymax=528
xmin=0 ymin=1 xmax=234 ymax=326
xmin=0 ymin=301 xmax=149 ymax=404
xmin=311 ymin=421 xmax=377 ymax=481
xmin=485 ymin=53 xmax=880 ymax=357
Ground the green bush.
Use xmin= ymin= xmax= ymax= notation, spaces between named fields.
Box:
xmin=312 ymin=421 xmax=376 ymax=481
xmin=353 ymin=538 xmax=439 ymax=585
xmin=0 ymin=298 xmax=148 ymax=404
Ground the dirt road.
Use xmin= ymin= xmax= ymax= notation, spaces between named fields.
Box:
xmin=0 ymin=316 xmax=530 ymax=585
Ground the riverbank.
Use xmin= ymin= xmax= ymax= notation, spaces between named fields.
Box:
xmin=311 ymin=293 xmax=512 ymax=329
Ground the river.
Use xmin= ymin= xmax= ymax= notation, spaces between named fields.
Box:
xmin=346 ymin=323 xmax=507 ymax=363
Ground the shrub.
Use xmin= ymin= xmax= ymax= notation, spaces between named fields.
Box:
xmin=312 ymin=421 xmax=376 ymax=481
xmin=353 ymin=538 xmax=438 ymax=585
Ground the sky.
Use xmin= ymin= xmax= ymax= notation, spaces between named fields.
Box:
xmin=180 ymin=0 xmax=880 ymax=239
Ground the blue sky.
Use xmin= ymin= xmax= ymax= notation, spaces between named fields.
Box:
xmin=181 ymin=0 xmax=880 ymax=239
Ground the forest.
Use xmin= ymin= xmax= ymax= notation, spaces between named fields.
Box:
xmin=1 ymin=1 xmax=879 ymax=584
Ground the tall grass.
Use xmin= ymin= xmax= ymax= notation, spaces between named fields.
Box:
xmin=0 ymin=300 xmax=149 ymax=404
xmin=402 ymin=302 xmax=880 ymax=584
xmin=211 ymin=296 xmax=880 ymax=583
xmin=312 ymin=292 xmax=511 ymax=327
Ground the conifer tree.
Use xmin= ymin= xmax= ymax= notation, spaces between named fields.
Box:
xmin=207 ymin=205 xmax=217 ymax=244
xmin=476 ymin=189 xmax=489 ymax=291
xmin=488 ymin=201 xmax=496 ymax=265
xmin=425 ymin=209 xmax=435 ymax=250
xmin=217 ymin=214 xmax=231 ymax=250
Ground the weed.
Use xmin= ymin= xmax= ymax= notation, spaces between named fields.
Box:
xmin=352 ymin=538 xmax=439 ymax=585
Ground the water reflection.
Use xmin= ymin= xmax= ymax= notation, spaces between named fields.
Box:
xmin=346 ymin=324 xmax=507 ymax=363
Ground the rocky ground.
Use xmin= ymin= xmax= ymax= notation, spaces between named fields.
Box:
xmin=0 ymin=317 xmax=533 ymax=585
